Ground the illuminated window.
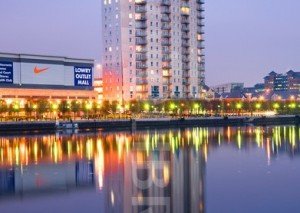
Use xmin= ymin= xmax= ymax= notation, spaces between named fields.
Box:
xmin=181 ymin=7 xmax=190 ymax=14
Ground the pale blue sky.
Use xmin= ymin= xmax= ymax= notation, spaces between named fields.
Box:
xmin=0 ymin=0 xmax=299 ymax=86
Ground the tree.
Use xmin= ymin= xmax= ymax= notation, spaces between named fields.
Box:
xmin=37 ymin=99 xmax=49 ymax=118
xmin=59 ymin=100 xmax=71 ymax=118
xmin=0 ymin=100 xmax=8 ymax=120
xmin=71 ymin=100 xmax=81 ymax=118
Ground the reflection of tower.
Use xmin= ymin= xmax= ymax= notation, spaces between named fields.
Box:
xmin=172 ymin=148 xmax=206 ymax=213
xmin=124 ymin=147 xmax=171 ymax=213
xmin=103 ymin=149 xmax=124 ymax=213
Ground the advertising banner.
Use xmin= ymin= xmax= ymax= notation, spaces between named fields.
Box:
xmin=20 ymin=63 xmax=65 ymax=86
xmin=74 ymin=67 xmax=93 ymax=87
xmin=0 ymin=62 xmax=13 ymax=84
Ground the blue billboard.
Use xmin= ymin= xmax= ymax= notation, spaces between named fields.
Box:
xmin=74 ymin=66 xmax=93 ymax=87
xmin=0 ymin=62 xmax=13 ymax=84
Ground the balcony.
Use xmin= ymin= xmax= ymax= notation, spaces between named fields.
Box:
xmin=182 ymin=80 xmax=191 ymax=86
xmin=162 ymin=48 xmax=171 ymax=54
xmin=135 ymin=29 xmax=147 ymax=37
xmin=182 ymin=56 xmax=190 ymax=63
xmin=136 ymin=87 xmax=148 ymax=93
xmin=135 ymin=0 xmax=146 ymax=5
xmin=181 ymin=32 xmax=189 ymax=39
xmin=197 ymin=50 xmax=205 ymax=57
xmin=136 ymin=38 xmax=147 ymax=45
xmin=135 ymin=21 xmax=147 ymax=29
xmin=181 ymin=25 xmax=189 ymax=32
xmin=162 ymin=55 xmax=171 ymax=62
xmin=162 ymin=31 xmax=171 ymax=38
xmin=197 ymin=63 xmax=205 ymax=72
xmin=197 ymin=14 xmax=205 ymax=19
xmin=161 ymin=0 xmax=171 ymax=6
xmin=163 ymin=79 xmax=172 ymax=85
xmin=136 ymin=14 xmax=147 ymax=21
xmin=136 ymin=53 xmax=147 ymax=61
xmin=136 ymin=47 xmax=147 ymax=53
xmin=161 ymin=6 xmax=171 ymax=14
xmin=197 ymin=43 xmax=205 ymax=49
xmin=135 ymin=6 xmax=146 ymax=13
xmin=162 ymin=62 xmax=172 ymax=69
xmin=183 ymin=72 xmax=191 ymax=79
xmin=136 ymin=78 xmax=148 ymax=85
xmin=136 ymin=70 xmax=148 ymax=78
xmin=182 ymin=49 xmax=189 ymax=55
xmin=196 ymin=4 xmax=205 ymax=11
xmin=182 ymin=41 xmax=190 ymax=48
xmin=163 ymin=70 xmax=172 ymax=77
xmin=162 ymin=39 xmax=171 ymax=46
xmin=136 ymin=62 xmax=148 ymax=69
xmin=181 ymin=17 xmax=189 ymax=24
xmin=197 ymin=20 xmax=205 ymax=27
xmin=197 ymin=27 xmax=205 ymax=34
xmin=161 ymin=23 xmax=171 ymax=30
xmin=161 ymin=14 xmax=171 ymax=22
xmin=182 ymin=64 xmax=190 ymax=70
xmin=196 ymin=0 xmax=205 ymax=4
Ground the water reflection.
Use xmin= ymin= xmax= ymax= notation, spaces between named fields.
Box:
xmin=0 ymin=126 xmax=300 ymax=212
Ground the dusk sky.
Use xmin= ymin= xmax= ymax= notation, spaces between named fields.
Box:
xmin=0 ymin=0 xmax=299 ymax=86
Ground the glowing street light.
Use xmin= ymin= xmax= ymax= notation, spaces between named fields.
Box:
xmin=236 ymin=103 xmax=242 ymax=110
xmin=273 ymin=103 xmax=280 ymax=109
xmin=85 ymin=102 xmax=93 ymax=111
xmin=255 ymin=103 xmax=261 ymax=110
xmin=144 ymin=103 xmax=150 ymax=111
xmin=51 ymin=103 xmax=59 ymax=111
xmin=170 ymin=103 xmax=176 ymax=110
xmin=289 ymin=103 xmax=296 ymax=109
xmin=193 ymin=103 xmax=200 ymax=110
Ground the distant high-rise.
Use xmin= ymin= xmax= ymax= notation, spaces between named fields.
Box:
xmin=102 ymin=0 xmax=205 ymax=101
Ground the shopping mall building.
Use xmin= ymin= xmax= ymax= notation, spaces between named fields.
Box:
xmin=0 ymin=52 xmax=97 ymax=101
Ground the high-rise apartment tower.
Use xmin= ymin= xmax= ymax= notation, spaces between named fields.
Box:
xmin=102 ymin=0 xmax=205 ymax=101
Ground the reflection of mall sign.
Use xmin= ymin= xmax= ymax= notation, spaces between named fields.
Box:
xmin=0 ymin=62 xmax=13 ymax=84
xmin=74 ymin=67 xmax=92 ymax=86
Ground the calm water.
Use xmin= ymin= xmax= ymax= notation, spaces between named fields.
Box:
xmin=0 ymin=126 xmax=300 ymax=213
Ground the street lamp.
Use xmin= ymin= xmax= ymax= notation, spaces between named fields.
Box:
xmin=255 ymin=103 xmax=261 ymax=110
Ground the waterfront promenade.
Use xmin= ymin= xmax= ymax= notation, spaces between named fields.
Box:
xmin=0 ymin=115 xmax=299 ymax=132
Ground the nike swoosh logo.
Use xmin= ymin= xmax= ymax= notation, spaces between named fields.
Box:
xmin=34 ymin=66 xmax=49 ymax=74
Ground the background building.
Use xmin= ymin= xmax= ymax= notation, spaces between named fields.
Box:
xmin=102 ymin=0 xmax=205 ymax=101
xmin=263 ymin=70 xmax=300 ymax=92
xmin=211 ymin=82 xmax=244 ymax=94
xmin=0 ymin=53 xmax=96 ymax=100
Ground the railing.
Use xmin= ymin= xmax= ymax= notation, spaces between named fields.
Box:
xmin=162 ymin=31 xmax=171 ymax=38
xmin=161 ymin=0 xmax=171 ymax=6
xmin=135 ymin=30 xmax=147 ymax=37
xmin=136 ymin=62 xmax=148 ymax=69
xmin=135 ymin=6 xmax=146 ymax=13
xmin=136 ymin=38 xmax=147 ymax=45
xmin=136 ymin=54 xmax=147 ymax=61
xmin=135 ymin=21 xmax=147 ymax=29
xmin=136 ymin=78 xmax=148 ymax=85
